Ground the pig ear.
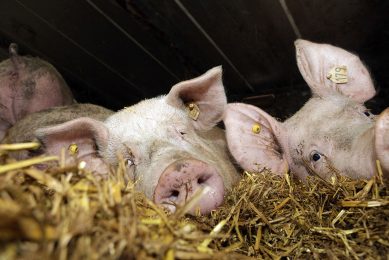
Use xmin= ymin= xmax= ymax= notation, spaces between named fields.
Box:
xmin=166 ymin=66 xmax=226 ymax=131
xmin=375 ymin=108 xmax=389 ymax=174
xmin=34 ymin=117 xmax=109 ymax=161
xmin=295 ymin=39 xmax=375 ymax=103
xmin=223 ymin=103 xmax=289 ymax=175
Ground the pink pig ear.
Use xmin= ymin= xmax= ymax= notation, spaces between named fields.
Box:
xmin=34 ymin=117 xmax=109 ymax=169
xmin=166 ymin=66 xmax=226 ymax=131
xmin=295 ymin=39 xmax=375 ymax=103
xmin=375 ymin=108 xmax=389 ymax=176
xmin=223 ymin=103 xmax=289 ymax=175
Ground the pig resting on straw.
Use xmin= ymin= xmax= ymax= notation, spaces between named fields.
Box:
xmin=5 ymin=67 xmax=240 ymax=215
xmin=224 ymin=39 xmax=389 ymax=181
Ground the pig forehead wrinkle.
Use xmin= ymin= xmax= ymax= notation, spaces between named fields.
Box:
xmin=286 ymin=95 xmax=373 ymax=151
xmin=105 ymin=97 xmax=188 ymax=138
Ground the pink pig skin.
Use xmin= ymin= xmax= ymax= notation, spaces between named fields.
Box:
xmin=224 ymin=39 xmax=389 ymax=181
xmin=0 ymin=43 xmax=74 ymax=141
xmin=6 ymin=67 xmax=240 ymax=215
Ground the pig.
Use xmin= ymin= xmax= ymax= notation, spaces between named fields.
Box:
xmin=3 ymin=103 xmax=114 ymax=173
xmin=223 ymin=39 xmax=389 ymax=181
xmin=4 ymin=67 xmax=240 ymax=214
xmin=0 ymin=43 xmax=74 ymax=140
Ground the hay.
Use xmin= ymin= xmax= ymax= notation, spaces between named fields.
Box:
xmin=0 ymin=144 xmax=388 ymax=259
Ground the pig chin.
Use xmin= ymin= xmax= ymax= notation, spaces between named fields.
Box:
xmin=152 ymin=158 xmax=225 ymax=214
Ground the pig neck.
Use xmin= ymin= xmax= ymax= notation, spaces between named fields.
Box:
xmin=283 ymin=95 xmax=376 ymax=179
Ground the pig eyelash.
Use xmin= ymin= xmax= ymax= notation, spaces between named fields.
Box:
xmin=123 ymin=144 xmax=137 ymax=166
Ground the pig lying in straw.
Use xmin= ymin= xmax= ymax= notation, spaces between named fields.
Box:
xmin=224 ymin=39 xmax=389 ymax=181
xmin=5 ymin=67 xmax=240 ymax=214
xmin=0 ymin=43 xmax=74 ymax=141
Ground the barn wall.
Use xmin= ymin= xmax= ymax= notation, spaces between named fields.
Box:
xmin=0 ymin=0 xmax=388 ymax=117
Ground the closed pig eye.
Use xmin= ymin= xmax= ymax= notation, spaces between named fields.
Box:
xmin=362 ymin=109 xmax=375 ymax=119
xmin=173 ymin=126 xmax=187 ymax=138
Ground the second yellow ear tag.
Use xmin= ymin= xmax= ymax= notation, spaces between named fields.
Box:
xmin=326 ymin=65 xmax=348 ymax=84
xmin=68 ymin=143 xmax=79 ymax=155
xmin=186 ymin=102 xmax=200 ymax=121
xmin=252 ymin=123 xmax=261 ymax=134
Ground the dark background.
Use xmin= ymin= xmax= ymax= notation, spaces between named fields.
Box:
xmin=0 ymin=0 xmax=388 ymax=119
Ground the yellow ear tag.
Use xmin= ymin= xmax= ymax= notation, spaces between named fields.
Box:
xmin=68 ymin=143 xmax=79 ymax=155
xmin=186 ymin=102 xmax=200 ymax=121
xmin=252 ymin=123 xmax=261 ymax=134
xmin=326 ymin=65 xmax=348 ymax=84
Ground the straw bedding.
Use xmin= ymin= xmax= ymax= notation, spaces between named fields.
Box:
xmin=0 ymin=143 xmax=388 ymax=259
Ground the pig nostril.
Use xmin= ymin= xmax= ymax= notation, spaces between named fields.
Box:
xmin=169 ymin=190 xmax=180 ymax=200
xmin=197 ymin=175 xmax=210 ymax=185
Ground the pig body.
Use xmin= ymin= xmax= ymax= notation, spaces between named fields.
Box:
xmin=5 ymin=67 xmax=240 ymax=214
xmin=224 ymin=40 xmax=389 ymax=181
xmin=0 ymin=43 xmax=74 ymax=140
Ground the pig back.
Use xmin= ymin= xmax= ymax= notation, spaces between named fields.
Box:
xmin=3 ymin=103 xmax=113 ymax=145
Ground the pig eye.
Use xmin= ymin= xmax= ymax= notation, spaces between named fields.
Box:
xmin=364 ymin=111 xmax=370 ymax=117
xmin=177 ymin=127 xmax=187 ymax=136
xmin=125 ymin=158 xmax=134 ymax=166
xmin=123 ymin=144 xmax=137 ymax=167
xmin=311 ymin=152 xmax=322 ymax=162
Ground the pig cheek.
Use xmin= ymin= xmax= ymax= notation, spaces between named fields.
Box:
xmin=135 ymin=163 xmax=164 ymax=199
xmin=309 ymin=158 xmax=331 ymax=180
xmin=124 ymin=164 xmax=137 ymax=183
xmin=287 ymin=152 xmax=313 ymax=180
xmin=289 ymin=162 xmax=310 ymax=180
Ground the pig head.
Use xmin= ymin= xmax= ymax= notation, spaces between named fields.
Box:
xmin=0 ymin=43 xmax=74 ymax=140
xmin=25 ymin=67 xmax=240 ymax=214
xmin=224 ymin=39 xmax=389 ymax=181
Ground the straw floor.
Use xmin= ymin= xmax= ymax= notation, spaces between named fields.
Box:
xmin=0 ymin=143 xmax=388 ymax=259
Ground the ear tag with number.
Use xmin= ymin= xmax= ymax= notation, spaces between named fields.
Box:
xmin=186 ymin=102 xmax=200 ymax=121
xmin=326 ymin=65 xmax=348 ymax=84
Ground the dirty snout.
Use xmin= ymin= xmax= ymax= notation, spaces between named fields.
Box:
xmin=153 ymin=159 xmax=225 ymax=215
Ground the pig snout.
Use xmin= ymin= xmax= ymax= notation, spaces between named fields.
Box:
xmin=153 ymin=159 xmax=225 ymax=215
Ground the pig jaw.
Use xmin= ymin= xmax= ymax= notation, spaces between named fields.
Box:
xmin=154 ymin=159 xmax=225 ymax=214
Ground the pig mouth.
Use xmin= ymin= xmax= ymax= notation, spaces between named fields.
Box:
xmin=153 ymin=159 xmax=225 ymax=215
